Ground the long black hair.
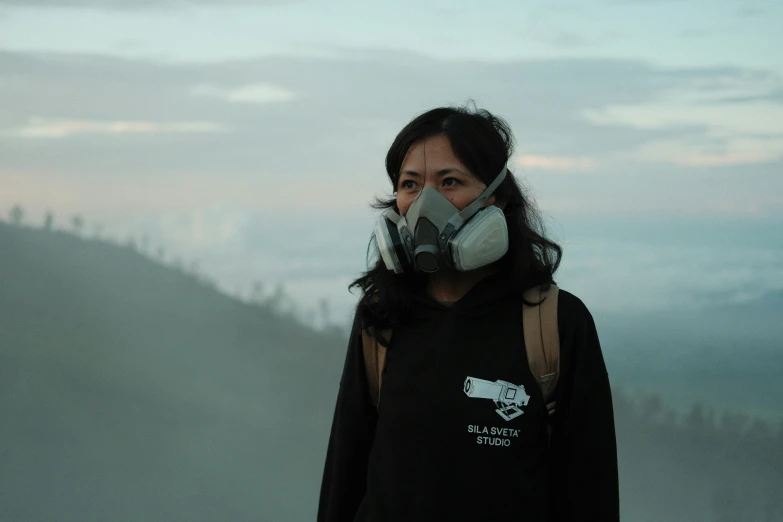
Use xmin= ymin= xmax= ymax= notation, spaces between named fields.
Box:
xmin=350 ymin=104 xmax=562 ymax=336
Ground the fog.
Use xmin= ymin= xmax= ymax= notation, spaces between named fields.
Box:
xmin=1 ymin=1 xmax=782 ymax=520
xmin=1 ymin=217 xmax=781 ymax=521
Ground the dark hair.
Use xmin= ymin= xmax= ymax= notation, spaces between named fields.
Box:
xmin=349 ymin=104 xmax=562 ymax=337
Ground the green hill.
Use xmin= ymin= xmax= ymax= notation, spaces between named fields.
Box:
xmin=0 ymin=221 xmax=346 ymax=521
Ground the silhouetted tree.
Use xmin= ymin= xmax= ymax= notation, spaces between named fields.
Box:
xmin=686 ymin=403 xmax=717 ymax=432
xmin=140 ymin=234 xmax=150 ymax=254
xmin=156 ymin=246 xmax=165 ymax=262
xmin=9 ymin=204 xmax=24 ymax=225
xmin=288 ymin=301 xmax=302 ymax=322
xmin=720 ymin=410 xmax=749 ymax=435
xmin=319 ymin=298 xmax=331 ymax=329
xmin=269 ymin=284 xmax=284 ymax=307
xmin=92 ymin=223 xmax=104 ymax=239
xmin=304 ymin=307 xmax=316 ymax=327
xmin=269 ymin=283 xmax=297 ymax=317
xmin=71 ymin=214 xmax=84 ymax=235
xmin=747 ymin=418 xmax=772 ymax=442
xmin=251 ymin=281 xmax=265 ymax=303
xmin=126 ymin=236 xmax=137 ymax=251
xmin=641 ymin=394 xmax=663 ymax=423
xmin=684 ymin=402 xmax=717 ymax=451
xmin=44 ymin=211 xmax=54 ymax=231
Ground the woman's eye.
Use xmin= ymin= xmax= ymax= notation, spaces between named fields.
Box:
xmin=443 ymin=178 xmax=460 ymax=187
xmin=401 ymin=180 xmax=416 ymax=190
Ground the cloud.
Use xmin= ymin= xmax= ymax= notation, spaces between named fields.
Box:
xmin=671 ymin=153 xmax=779 ymax=167
xmin=581 ymin=101 xmax=783 ymax=166
xmin=3 ymin=48 xmax=780 ymax=322
xmin=191 ymin=83 xmax=296 ymax=104
xmin=548 ymin=32 xmax=592 ymax=49
xmin=653 ymin=67 xmax=783 ymax=106
xmin=515 ymin=154 xmax=594 ymax=171
xmin=109 ymin=200 xmax=783 ymax=323
xmin=526 ymin=158 xmax=783 ymax=220
xmin=717 ymin=89 xmax=783 ymax=104
xmin=0 ymin=165 xmax=381 ymax=221
xmin=558 ymin=232 xmax=783 ymax=314
xmin=0 ymin=0 xmax=298 ymax=8
xmin=1 ymin=48 xmax=782 ymax=221
xmin=10 ymin=117 xmax=227 ymax=138
xmin=664 ymin=146 xmax=782 ymax=167
xmin=679 ymin=29 xmax=716 ymax=39
xmin=737 ymin=7 xmax=767 ymax=17
xmin=606 ymin=0 xmax=761 ymax=4
xmin=619 ymin=134 xmax=783 ymax=167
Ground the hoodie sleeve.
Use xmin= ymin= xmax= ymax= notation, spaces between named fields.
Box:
xmin=317 ymin=314 xmax=378 ymax=522
xmin=549 ymin=292 xmax=620 ymax=522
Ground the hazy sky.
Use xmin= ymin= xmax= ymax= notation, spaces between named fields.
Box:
xmin=1 ymin=0 xmax=781 ymax=324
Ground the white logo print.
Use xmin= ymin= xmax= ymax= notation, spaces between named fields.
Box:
xmin=464 ymin=377 xmax=530 ymax=421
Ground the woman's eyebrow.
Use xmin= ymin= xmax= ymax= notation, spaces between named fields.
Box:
xmin=401 ymin=168 xmax=468 ymax=177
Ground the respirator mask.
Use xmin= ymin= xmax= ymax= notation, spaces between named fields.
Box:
xmin=374 ymin=165 xmax=509 ymax=274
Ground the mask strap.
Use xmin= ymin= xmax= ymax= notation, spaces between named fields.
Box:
xmin=444 ymin=165 xmax=507 ymax=233
xmin=383 ymin=207 xmax=402 ymax=224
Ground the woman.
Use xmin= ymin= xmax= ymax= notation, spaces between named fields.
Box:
xmin=318 ymin=105 xmax=619 ymax=521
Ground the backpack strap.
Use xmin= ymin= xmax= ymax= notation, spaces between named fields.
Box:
xmin=522 ymin=284 xmax=561 ymax=412
xmin=361 ymin=327 xmax=390 ymax=409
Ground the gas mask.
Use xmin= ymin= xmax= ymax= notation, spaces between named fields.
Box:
xmin=374 ymin=165 xmax=509 ymax=274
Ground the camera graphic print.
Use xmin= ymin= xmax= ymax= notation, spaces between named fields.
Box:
xmin=463 ymin=376 xmax=530 ymax=421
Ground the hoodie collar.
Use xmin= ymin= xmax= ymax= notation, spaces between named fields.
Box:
xmin=413 ymin=268 xmax=517 ymax=315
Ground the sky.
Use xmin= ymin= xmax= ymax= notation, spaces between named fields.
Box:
xmin=1 ymin=0 xmax=782 ymax=326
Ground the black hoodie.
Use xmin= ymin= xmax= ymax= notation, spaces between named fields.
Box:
xmin=318 ymin=271 xmax=619 ymax=522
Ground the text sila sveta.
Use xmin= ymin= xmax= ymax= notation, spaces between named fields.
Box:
xmin=467 ymin=425 xmax=520 ymax=447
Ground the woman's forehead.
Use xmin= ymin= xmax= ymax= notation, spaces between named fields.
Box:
xmin=401 ymin=135 xmax=468 ymax=172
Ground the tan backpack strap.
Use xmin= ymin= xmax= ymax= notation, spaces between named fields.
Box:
xmin=361 ymin=327 xmax=391 ymax=410
xmin=522 ymin=284 xmax=561 ymax=405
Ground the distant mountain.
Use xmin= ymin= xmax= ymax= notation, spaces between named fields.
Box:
xmin=711 ymin=288 xmax=783 ymax=316
xmin=595 ymin=288 xmax=783 ymax=420
xmin=0 ymin=222 xmax=347 ymax=521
